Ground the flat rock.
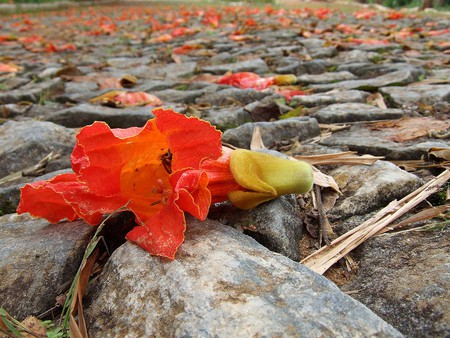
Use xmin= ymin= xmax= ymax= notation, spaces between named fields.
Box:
xmin=297 ymin=71 xmax=357 ymax=84
xmin=290 ymin=90 xmax=370 ymax=107
xmin=310 ymin=69 xmax=418 ymax=92
xmin=85 ymin=218 xmax=402 ymax=338
xmin=0 ymin=78 xmax=63 ymax=104
xmin=45 ymin=103 xmax=184 ymax=128
xmin=0 ymin=120 xmax=75 ymax=178
xmin=196 ymin=87 xmax=271 ymax=106
xmin=202 ymin=58 xmax=269 ymax=75
xmin=201 ymin=107 xmax=252 ymax=131
xmin=380 ymin=84 xmax=450 ymax=107
xmin=319 ymin=124 xmax=450 ymax=160
xmin=341 ymin=227 xmax=450 ymax=337
xmin=209 ymin=195 xmax=304 ymax=261
xmin=311 ymin=103 xmax=404 ymax=123
xmin=327 ymin=161 xmax=422 ymax=220
xmin=222 ymin=117 xmax=320 ymax=149
xmin=0 ymin=214 xmax=94 ymax=319
xmin=331 ymin=50 xmax=381 ymax=64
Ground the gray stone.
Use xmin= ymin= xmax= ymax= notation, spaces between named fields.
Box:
xmin=201 ymin=107 xmax=252 ymax=131
xmin=341 ymin=227 xmax=450 ymax=337
xmin=0 ymin=120 xmax=75 ymax=178
xmin=0 ymin=214 xmax=94 ymax=319
xmin=310 ymin=70 xmax=418 ymax=92
xmin=209 ymin=195 xmax=303 ymax=261
xmin=85 ymin=218 xmax=402 ymax=338
xmin=222 ymin=117 xmax=321 ymax=149
xmin=291 ymin=90 xmax=370 ymax=107
xmin=380 ymin=84 xmax=450 ymax=107
xmin=196 ymin=87 xmax=271 ymax=106
xmin=327 ymin=161 xmax=422 ymax=220
xmin=202 ymin=58 xmax=269 ymax=75
xmin=311 ymin=103 xmax=404 ymax=123
xmin=45 ymin=103 xmax=159 ymax=128
xmin=331 ymin=50 xmax=381 ymax=64
xmin=319 ymin=124 xmax=450 ymax=160
xmin=308 ymin=46 xmax=338 ymax=59
xmin=152 ymin=88 xmax=209 ymax=104
xmin=0 ymin=78 xmax=63 ymax=104
xmin=276 ymin=59 xmax=330 ymax=75
xmin=297 ymin=71 xmax=357 ymax=84
xmin=349 ymin=63 xmax=425 ymax=79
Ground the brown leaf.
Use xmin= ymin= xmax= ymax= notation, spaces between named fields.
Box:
xmin=428 ymin=147 xmax=450 ymax=162
xmin=370 ymin=117 xmax=450 ymax=142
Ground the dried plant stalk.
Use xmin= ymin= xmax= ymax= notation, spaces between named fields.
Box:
xmin=302 ymin=169 xmax=450 ymax=275
xmin=295 ymin=151 xmax=383 ymax=166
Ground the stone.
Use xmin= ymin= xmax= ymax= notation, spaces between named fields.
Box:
xmin=297 ymin=71 xmax=357 ymax=84
xmin=0 ymin=78 xmax=63 ymax=104
xmin=85 ymin=218 xmax=402 ymax=337
xmin=331 ymin=50 xmax=381 ymax=64
xmin=153 ymin=88 xmax=213 ymax=104
xmin=341 ymin=227 xmax=450 ymax=337
xmin=290 ymin=90 xmax=370 ymax=107
xmin=0 ymin=214 xmax=94 ymax=319
xmin=310 ymin=69 xmax=418 ymax=92
xmin=326 ymin=161 xmax=422 ymax=220
xmin=0 ymin=120 xmax=75 ymax=178
xmin=311 ymin=103 xmax=404 ymax=123
xmin=380 ymin=84 xmax=450 ymax=107
xmin=46 ymin=103 xmax=184 ymax=128
xmin=196 ymin=87 xmax=271 ymax=106
xmin=319 ymin=124 xmax=450 ymax=160
xmin=209 ymin=195 xmax=303 ymax=261
xmin=201 ymin=58 xmax=269 ymax=75
xmin=222 ymin=117 xmax=321 ymax=149
xmin=201 ymin=107 xmax=252 ymax=131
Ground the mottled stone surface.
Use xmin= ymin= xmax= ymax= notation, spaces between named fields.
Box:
xmin=0 ymin=214 xmax=94 ymax=319
xmin=85 ymin=218 xmax=402 ymax=338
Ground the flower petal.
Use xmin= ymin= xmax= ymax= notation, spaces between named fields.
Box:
xmin=125 ymin=203 xmax=186 ymax=259
xmin=17 ymin=173 xmax=80 ymax=223
xmin=72 ymin=119 xmax=168 ymax=197
xmin=171 ymin=169 xmax=211 ymax=220
xmin=154 ymin=108 xmax=222 ymax=171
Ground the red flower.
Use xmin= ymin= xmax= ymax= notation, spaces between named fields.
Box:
xmin=17 ymin=108 xmax=222 ymax=259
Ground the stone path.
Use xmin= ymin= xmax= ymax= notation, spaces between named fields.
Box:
xmin=0 ymin=2 xmax=449 ymax=337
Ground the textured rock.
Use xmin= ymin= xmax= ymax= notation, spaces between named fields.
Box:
xmin=341 ymin=227 xmax=450 ymax=337
xmin=222 ymin=117 xmax=320 ymax=149
xmin=311 ymin=103 xmax=404 ymax=123
xmin=311 ymin=70 xmax=418 ymax=92
xmin=46 ymin=103 xmax=178 ymax=128
xmin=0 ymin=120 xmax=75 ymax=177
xmin=0 ymin=78 xmax=63 ymax=104
xmin=291 ymin=90 xmax=370 ymax=107
xmin=327 ymin=161 xmax=422 ymax=220
xmin=380 ymin=84 xmax=450 ymax=107
xmin=196 ymin=87 xmax=271 ymax=106
xmin=0 ymin=214 xmax=94 ymax=319
xmin=297 ymin=71 xmax=357 ymax=84
xmin=319 ymin=124 xmax=450 ymax=160
xmin=85 ymin=218 xmax=402 ymax=338
xmin=201 ymin=107 xmax=252 ymax=131
xmin=202 ymin=58 xmax=269 ymax=75
xmin=209 ymin=195 xmax=303 ymax=261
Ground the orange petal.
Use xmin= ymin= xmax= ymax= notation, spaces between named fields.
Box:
xmin=154 ymin=108 xmax=222 ymax=171
xmin=17 ymin=173 xmax=80 ymax=223
xmin=125 ymin=203 xmax=185 ymax=259
xmin=171 ymin=169 xmax=211 ymax=220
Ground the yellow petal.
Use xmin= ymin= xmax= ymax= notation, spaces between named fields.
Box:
xmin=228 ymin=149 xmax=313 ymax=209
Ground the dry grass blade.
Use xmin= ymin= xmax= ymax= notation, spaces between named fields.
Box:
xmin=301 ymin=169 xmax=450 ymax=275
xmin=69 ymin=249 xmax=99 ymax=338
xmin=250 ymin=127 xmax=266 ymax=150
xmin=377 ymin=204 xmax=450 ymax=235
xmin=295 ymin=151 xmax=383 ymax=166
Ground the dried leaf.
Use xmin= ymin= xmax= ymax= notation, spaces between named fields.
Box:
xmin=428 ymin=147 xmax=450 ymax=162
xmin=295 ymin=151 xmax=383 ymax=166
xmin=370 ymin=117 xmax=450 ymax=142
xmin=89 ymin=91 xmax=162 ymax=107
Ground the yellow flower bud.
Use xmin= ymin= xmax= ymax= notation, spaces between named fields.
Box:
xmin=227 ymin=149 xmax=313 ymax=209
xmin=273 ymin=74 xmax=297 ymax=86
